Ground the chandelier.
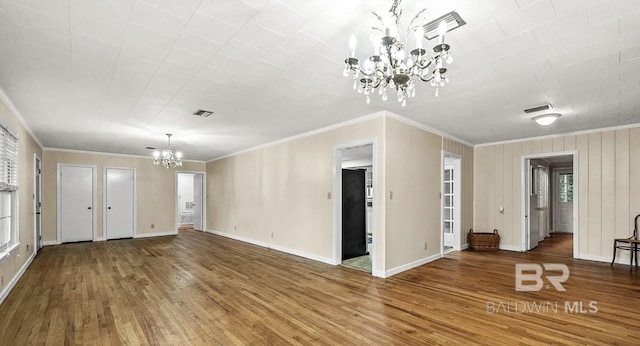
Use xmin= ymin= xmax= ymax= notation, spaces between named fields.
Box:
xmin=153 ymin=134 xmax=183 ymax=168
xmin=343 ymin=0 xmax=463 ymax=106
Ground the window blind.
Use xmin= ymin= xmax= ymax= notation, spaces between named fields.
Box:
xmin=0 ymin=124 xmax=18 ymax=191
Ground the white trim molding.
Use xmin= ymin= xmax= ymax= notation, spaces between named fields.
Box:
xmin=499 ymin=244 xmax=523 ymax=252
xmin=476 ymin=122 xmax=640 ymax=148
xmin=578 ymin=254 xmax=631 ymax=266
xmin=0 ymin=86 xmax=43 ymax=148
xmin=0 ymin=251 xmax=36 ymax=305
xmin=207 ymin=229 xmax=334 ymax=265
xmin=45 ymin=147 xmax=205 ymax=163
xmin=384 ymin=253 xmax=442 ymax=278
xmin=134 ymin=231 xmax=178 ymax=239
xmin=43 ymin=240 xmax=61 ymax=246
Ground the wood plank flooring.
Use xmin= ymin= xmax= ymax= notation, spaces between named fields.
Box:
xmin=0 ymin=229 xmax=639 ymax=345
xmin=530 ymin=233 xmax=574 ymax=257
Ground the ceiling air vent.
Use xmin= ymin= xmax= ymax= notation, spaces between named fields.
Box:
xmin=524 ymin=104 xmax=554 ymax=114
xmin=423 ymin=11 xmax=466 ymax=40
xmin=193 ymin=109 xmax=214 ymax=117
xmin=145 ymin=146 xmax=156 ymax=150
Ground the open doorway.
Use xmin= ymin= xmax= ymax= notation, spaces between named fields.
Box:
xmin=176 ymin=172 xmax=205 ymax=232
xmin=442 ymin=152 xmax=461 ymax=254
xmin=522 ymin=152 xmax=577 ymax=257
xmin=333 ymin=140 xmax=379 ymax=276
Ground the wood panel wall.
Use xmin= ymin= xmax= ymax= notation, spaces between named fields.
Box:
xmin=474 ymin=127 xmax=640 ymax=261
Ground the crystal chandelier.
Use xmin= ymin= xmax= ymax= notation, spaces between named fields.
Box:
xmin=343 ymin=0 xmax=462 ymax=106
xmin=153 ymin=134 xmax=183 ymax=168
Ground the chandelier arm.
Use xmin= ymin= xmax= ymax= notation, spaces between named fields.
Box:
xmin=419 ymin=74 xmax=435 ymax=82
xmin=414 ymin=59 xmax=433 ymax=70
xmin=406 ymin=8 xmax=427 ymax=37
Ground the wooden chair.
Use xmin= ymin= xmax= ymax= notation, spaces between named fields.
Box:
xmin=611 ymin=214 xmax=640 ymax=271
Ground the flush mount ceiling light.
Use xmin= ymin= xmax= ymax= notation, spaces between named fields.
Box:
xmin=343 ymin=0 xmax=465 ymax=106
xmin=533 ymin=113 xmax=561 ymax=126
xmin=153 ymin=134 xmax=183 ymax=168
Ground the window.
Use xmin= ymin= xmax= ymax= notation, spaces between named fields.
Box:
xmin=443 ymin=167 xmax=454 ymax=234
xmin=0 ymin=122 xmax=18 ymax=253
xmin=559 ymin=173 xmax=574 ymax=203
xmin=533 ymin=166 xmax=548 ymax=209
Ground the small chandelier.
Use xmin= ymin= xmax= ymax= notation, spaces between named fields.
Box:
xmin=344 ymin=0 xmax=463 ymax=106
xmin=153 ymin=134 xmax=183 ymax=168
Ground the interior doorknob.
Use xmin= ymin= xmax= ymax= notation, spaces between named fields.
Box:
xmin=88 ymin=207 xmax=92 ymax=210
xmin=108 ymin=207 xmax=111 ymax=210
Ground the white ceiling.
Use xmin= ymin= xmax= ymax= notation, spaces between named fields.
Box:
xmin=1 ymin=0 xmax=639 ymax=161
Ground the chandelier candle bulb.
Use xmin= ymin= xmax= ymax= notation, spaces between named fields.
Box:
xmin=349 ymin=35 xmax=357 ymax=57
xmin=438 ymin=20 xmax=447 ymax=44
xmin=415 ymin=27 xmax=424 ymax=49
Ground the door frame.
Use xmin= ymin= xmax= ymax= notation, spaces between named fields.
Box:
xmin=520 ymin=151 xmax=578 ymax=257
xmin=56 ymin=163 xmax=97 ymax=243
xmin=102 ymin=166 xmax=137 ymax=240
xmin=332 ymin=139 xmax=381 ymax=277
xmin=441 ymin=151 xmax=462 ymax=255
xmin=175 ymin=171 xmax=206 ymax=232
xmin=33 ymin=154 xmax=42 ymax=252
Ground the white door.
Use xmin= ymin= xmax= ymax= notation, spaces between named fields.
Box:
xmin=35 ymin=157 xmax=42 ymax=249
xmin=60 ymin=165 xmax=94 ymax=243
xmin=105 ymin=168 xmax=135 ymax=239
xmin=443 ymin=166 xmax=454 ymax=248
xmin=193 ymin=174 xmax=203 ymax=231
xmin=553 ymin=169 xmax=573 ymax=233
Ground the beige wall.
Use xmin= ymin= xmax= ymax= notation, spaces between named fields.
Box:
xmin=208 ymin=115 xmax=475 ymax=276
xmin=207 ymin=117 xmax=386 ymax=270
xmin=0 ymin=96 xmax=43 ymax=296
xmin=474 ymin=127 xmax=640 ymax=261
xmin=384 ymin=117 xmax=442 ymax=269
xmin=42 ymin=150 xmax=205 ymax=242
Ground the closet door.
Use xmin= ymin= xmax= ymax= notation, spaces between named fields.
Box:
xmin=105 ymin=168 xmax=135 ymax=239
xmin=60 ymin=165 xmax=94 ymax=243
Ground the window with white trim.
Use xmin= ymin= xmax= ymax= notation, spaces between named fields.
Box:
xmin=0 ymin=123 xmax=18 ymax=252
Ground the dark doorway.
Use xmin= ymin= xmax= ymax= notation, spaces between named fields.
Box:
xmin=342 ymin=169 xmax=367 ymax=260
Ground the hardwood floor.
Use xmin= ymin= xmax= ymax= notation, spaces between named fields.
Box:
xmin=1 ymin=229 xmax=639 ymax=345
xmin=530 ymin=233 xmax=574 ymax=257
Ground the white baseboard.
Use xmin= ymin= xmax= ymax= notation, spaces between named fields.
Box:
xmin=461 ymin=243 xmax=469 ymax=250
xmin=134 ymin=231 xmax=178 ymax=238
xmin=384 ymin=253 xmax=442 ymax=278
xmin=42 ymin=240 xmax=60 ymax=246
xmin=206 ymin=229 xmax=334 ymax=265
xmin=268 ymin=243 xmax=334 ymax=265
xmin=578 ymin=253 xmax=632 ymax=265
xmin=499 ymin=244 xmax=523 ymax=252
xmin=206 ymin=229 xmax=270 ymax=248
xmin=93 ymin=237 xmax=105 ymax=242
xmin=0 ymin=251 xmax=36 ymax=305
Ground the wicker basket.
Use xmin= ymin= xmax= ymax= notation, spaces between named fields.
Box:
xmin=468 ymin=229 xmax=500 ymax=251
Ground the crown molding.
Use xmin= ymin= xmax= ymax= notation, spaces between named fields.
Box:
xmin=0 ymin=86 xmax=43 ymax=148
xmin=476 ymin=122 xmax=640 ymax=148
xmin=207 ymin=111 xmax=387 ymax=162
xmin=44 ymin=147 xmax=205 ymax=163
xmin=384 ymin=111 xmax=474 ymax=147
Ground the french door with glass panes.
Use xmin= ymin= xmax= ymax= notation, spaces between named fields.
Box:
xmin=443 ymin=166 xmax=454 ymax=248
